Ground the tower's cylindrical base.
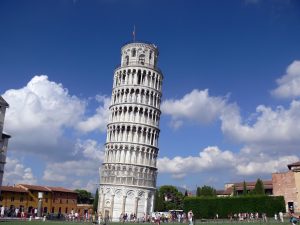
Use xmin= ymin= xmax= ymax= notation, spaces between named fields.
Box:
xmin=98 ymin=184 xmax=155 ymax=222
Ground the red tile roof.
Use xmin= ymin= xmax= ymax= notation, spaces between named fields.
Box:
xmin=0 ymin=186 xmax=28 ymax=193
xmin=17 ymin=184 xmax=51 ymax=192
xmin=47 ymin=187 xmax=77 ymax=193
xmin=16 ymin=184 xmax=77 ymax=194
xmin=216 ymin=189 xmax=231 ymax=195
xmin=225 ymin=180 xmax=273 ymax=191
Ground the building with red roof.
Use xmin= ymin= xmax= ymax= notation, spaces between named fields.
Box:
xmin=0 ymin=184 xmax=79 ymax=216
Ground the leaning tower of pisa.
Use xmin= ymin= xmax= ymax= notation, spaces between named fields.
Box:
xmin=98 ymin=42 xmax=163 ymax=221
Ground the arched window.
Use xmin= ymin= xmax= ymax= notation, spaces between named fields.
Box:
xmin=125 ymin=55 xmax=129 ymax=65
xmin=138 ymin=54 xmax=145 ymax=65
xmin=131 ymin=48 xmax=136 ymax=57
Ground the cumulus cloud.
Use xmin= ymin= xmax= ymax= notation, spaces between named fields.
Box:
xmin=158 ymin=146 xmax=235 ymax=177
xmin=221 ymin=100 xmax=300 ymax=153
xmin=3 ymin=157 xmax=37 ymax=185
xmin=73 ymin=139 xmax=105 ymax=161
xmin=42 ymin=138 xmax=104 ymax=190
xmin=236 ymin=155 xmax=299 ymax=175
xmin=161 ymin=89 xmax=228 ymax=128
xmin=162 ymin=83 xmax=300 ymax=156
xmin=158 ymin=61 xmax=300 ymax=184
xmin=76 ymin=95 xmax=110 ymax=133
xmin=42 ymin=159 xmax=99 ymax=187
xmin=2 ymin=75 xmax=85 ymax=152
xmin=3 ymin=67 xmax=300 ymax=190
xmin=2 ymin=75 xmax=109 ymax=159
xmin=271 ymin=60 xmax=300 ymax=99
xmin=158 ymin=146 xmax=299 ymax=180
xmin=1 ymin=75 xmax=110 ymax=190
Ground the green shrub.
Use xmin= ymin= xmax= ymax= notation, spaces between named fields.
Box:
xmin=183 ymin=195 xmax=285 ymax=219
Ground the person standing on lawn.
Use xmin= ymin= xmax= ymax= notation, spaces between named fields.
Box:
xmin=188 ymin=210 xmax=194 ymax=225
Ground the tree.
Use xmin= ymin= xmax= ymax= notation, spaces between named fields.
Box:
xmin=93 ymin=188 xmax=99 ymax=213
xmin=233 ymin=185 xmax=237 ymax=196
xmin=196 ymin=185 xmax=216 ymax=197
xmin=158 ymin=185 xmax=184 ymax=210
xmin=184 ymin=190 xmax=188 ymax=197
xmin=252 ymin=178 xmax=265 ymax=195
xmin=75 ymin=189 xmax=94 ymax=204
xmin=154 ymin=189 xmax=165 ymax=212
xmin=243 ymin=181 xmax=248 ymax=195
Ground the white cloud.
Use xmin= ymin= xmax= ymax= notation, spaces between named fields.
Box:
xmin=82 ymin=180 xmax=98 ymax=193
xmin=3 ymin=67 xmax=300 ymax=190
xmin=3 ymin=157 xmax=37 ymax=185
xmin=76 ymin=95 xmax=110 ymax=133
xmin=161 ymin=89 xmax=228 ymax=128
xmin=220 ymin=100 xmax=300 ymax=152
xmin=171 ymin=173 xmax=186 ymax=179
xmin=158 ymin=146 xmax=235 ymax=177
xmin=158 ymin=146 xmax=299 ymax=179
xmin=2 ymin=75 xmax=109 ymax=159
xmin=271 ymin=60 xmax=300 ymax=99
xmin=236 ymin=155 xmax=299 ymax=175
xmin=161 ymin=61 xmax=300 ymax=162
xmin=42 ymin=138 xmax=104 ymax=190
xmin=70 ymin=179 xmax=98 ymax=193
xmin=42 ymin=170 xmax=67 ymax=182
xmin=158 ymin=60 xmax=300 ymax=184
xmin=74 ymin=139 xmax=105 ymax=161
xmin=42 ymin=159 xmax=99 ymax=186
xmin=3 ymin=75 xmax=86 ymax=153
xmin=1 ymin=75 xmax=109 ymax=191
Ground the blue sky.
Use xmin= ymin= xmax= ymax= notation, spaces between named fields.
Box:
xmin=1 ymin=0 xmax=300 ymax=192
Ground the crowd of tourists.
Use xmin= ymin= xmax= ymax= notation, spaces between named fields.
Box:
xmin=227 ymin=212 xmax=279 ymax=222
xmin=117 ymin=211 xmax=190 ymax=224
xmin=1 ymin=206 xmax=300 ymax=225
xmin=0 ymin=206 xmax=32 ymax=218
xmin=114 ymin=210 xmax=299 ymax=225
xmin=65 ymin=210 xmax=94 ymax=222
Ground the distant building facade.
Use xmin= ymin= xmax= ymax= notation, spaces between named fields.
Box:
xmin=0 ymin=96 xmax=10 ymax=188
xmin=273 ymin=161 xmax=300 ymax=213
xmin=220 ymin=161 xmax=300 ymax=213
xmin=0 ymin=184 xmax=78 ymax=215
xmin=223 ymin=180 xmax=273 ymax=196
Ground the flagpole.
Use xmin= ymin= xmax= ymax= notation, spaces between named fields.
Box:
xmin=133 ymin=25 xmax=136 ymax=42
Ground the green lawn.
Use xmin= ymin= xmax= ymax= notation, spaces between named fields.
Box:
xmin=0 ymin=221 xmax=293 ymax=225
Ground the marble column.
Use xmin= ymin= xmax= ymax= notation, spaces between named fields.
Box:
xmin=110 ymin=195 xmax=115 ymax=219
xmin=144 ymin=194 xmax=149 ymax=215
xmin=134 ymin=197 xmax=139 ymax=216
xmin=97 ymin=189 xmax=101 ymax=215
xmin=102 ymin=194 xmax=106 ymax=216
xmin=150 ymin=194 xmax=154 ymax=213
xmin=122 ymin=196 xmax=127 ymax=214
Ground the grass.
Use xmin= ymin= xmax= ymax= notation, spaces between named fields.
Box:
xmin=0 ymin=220 xmax=293 ymax=225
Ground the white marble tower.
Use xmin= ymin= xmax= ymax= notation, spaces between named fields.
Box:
xmin=98 ymin=42 xmax=163 ymax=221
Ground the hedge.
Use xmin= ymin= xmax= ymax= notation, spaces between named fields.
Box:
xmin=183 ymin=195 xmax=285 ymax=219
